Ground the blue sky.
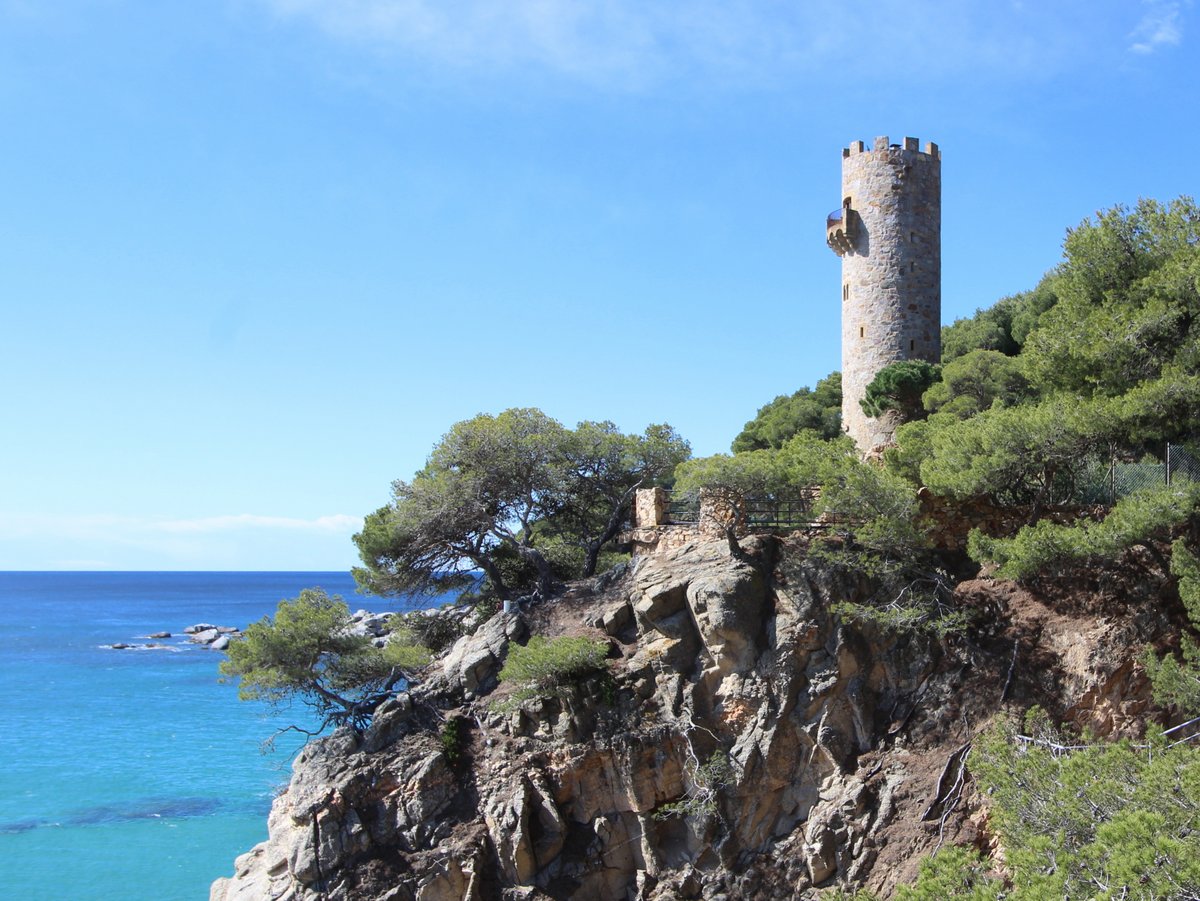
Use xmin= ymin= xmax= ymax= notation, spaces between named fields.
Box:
xmin=0 ymin=0 xmax=1196 ymax=571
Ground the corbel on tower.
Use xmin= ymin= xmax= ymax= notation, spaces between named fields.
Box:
xmin=826 ymin=196 xmax=855 ymax=256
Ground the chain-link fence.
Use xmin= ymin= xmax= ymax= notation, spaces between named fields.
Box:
xmin=1078 ymin=443 xmax=1200 ymax=505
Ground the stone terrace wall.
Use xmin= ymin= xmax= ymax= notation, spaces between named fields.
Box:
xmin=918 ymin=489 xmax=1107 ymax=551
xmin=627 ymin=489 xmax=1107 ymax=558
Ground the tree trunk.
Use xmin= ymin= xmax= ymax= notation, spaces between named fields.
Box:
xmin=725 ymin=524 xmax=753 ymax=564
xmin=513 ymin=542 xmax=555 ymax=598
xmin=471 ymin=553 xmax=508 ymax=597
xmin=582 ymin=484 xmax=641 ymax=577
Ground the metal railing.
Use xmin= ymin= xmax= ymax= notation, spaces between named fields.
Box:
xmin=661 ymin=488 xmax=823 ymax=530
xmin=741 ymin=489 xmax=820 ymax=529
xmin=665 ymin=489 xmax=701 ymax=524
xmin=651 ymin=444 xmax=1199 ymax=533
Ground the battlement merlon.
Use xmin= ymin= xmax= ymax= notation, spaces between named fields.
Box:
xmin=842 ymin=136 xmax=941 ymax=160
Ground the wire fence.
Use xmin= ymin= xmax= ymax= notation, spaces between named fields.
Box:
xmin=1016 ymin=714 xmax=1200 ymax=758
xmin=1078 ymin=443 xmax=1200 ymax=505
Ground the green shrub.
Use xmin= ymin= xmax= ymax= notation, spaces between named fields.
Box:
xmin=440 ymin=716 xmax=465 ymax=764
xmin=969 ymin=712 xmax=1200 ymax=898
xmin=1144 ymin=539 xmax=1200 ymax=712
xmin=653 ymin=751 xmax=734 ymax=821
xmin=381 ymin=630 xmax=432 ymax=671
xmin=894 ymin=847 xmax=1001 ymax=900
xmin=498 ymin=635 xmax=609 ymax=700
xmin=968 ymin=483 xmax=1200 ymax=580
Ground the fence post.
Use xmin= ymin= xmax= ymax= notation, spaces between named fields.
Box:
xmin=1167 ymin=443 xmax=1173 ymax=487
xmin=633 ymin=487 xmax=668 ymax=527
xmin=699 ymin=489 xmax=741 ymax=534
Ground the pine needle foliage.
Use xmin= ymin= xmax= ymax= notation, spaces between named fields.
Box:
xmin=969 ymin=710 xmax=1200 ymax=899
xmin=218 ymin=588 xmax=430 ymax=733
xmin=498 ymin=635 xmax=609 ymax=701
xmin=1144 ymin=539 xmax=1200 ymax=713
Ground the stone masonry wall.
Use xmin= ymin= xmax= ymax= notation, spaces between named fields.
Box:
xmin=839 ymin=136 xmax=941 ymax=451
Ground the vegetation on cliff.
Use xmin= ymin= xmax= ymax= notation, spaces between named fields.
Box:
xmin=693 ymin=196 xmax=1200 ymax=897
xmin=731 ymin=371 xmax=843 ymax=451
xmin=218 ymin=588 xmax=431 ymax=733
xmin=215 ymin=196 xmax=1200 ymax=900
xmin=353 ymin=408 xmax=690 ymax=599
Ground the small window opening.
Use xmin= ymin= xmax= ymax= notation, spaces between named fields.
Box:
xmin=843 ymin=283 xmax=849 ymax=300
xmin=910 ymin=340 xmax=915 ymax=351
xmin=859 ymin=327 xmax=865 ymax=339
xmin=910 ymin=231 xmax=916 ymax=243
xmin=910 ymin=261 xmax=916 ymax=273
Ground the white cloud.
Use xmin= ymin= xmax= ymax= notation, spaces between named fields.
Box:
xmin=155 ymin=513 xmax=362 ymax=534
xmin=258 ymin=0 xmax=1131 ymax=86
xmin=0 ymin=512 xmax=362 ymax=570
xmin=0 ymin=512 xmax=361 ymax=537
xmin=1130 ymin=0 xmax=1186 ymax=53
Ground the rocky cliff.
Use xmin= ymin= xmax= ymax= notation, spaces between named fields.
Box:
xmin=211 ymin=534 xmax=1177 ymax=901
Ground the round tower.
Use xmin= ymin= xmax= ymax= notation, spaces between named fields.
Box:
xmin=828 ymin=135 xmax=941 ymax=451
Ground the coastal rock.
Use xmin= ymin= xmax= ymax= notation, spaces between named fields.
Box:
xmin=350 ymin=610 xmax=393 ymax=638
xmin=439 ymin=611 xmax=528 ymax=696
xmin=214 ymin=536 xmax=1174 ymax=901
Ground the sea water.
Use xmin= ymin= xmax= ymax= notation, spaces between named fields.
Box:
xmin=0 ymin=572 xmax=443 ymax=901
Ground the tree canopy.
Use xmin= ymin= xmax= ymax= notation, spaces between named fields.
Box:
xmin=940 ymin=276 xmax=1058 ymax=363
xmin=921 ymin=349 xmax=1034 ymax=419
xmin=860 ymin=360 xmax=941 ymax=422
xmin=891 ymin=197 xmax=1200 ymax=517
xmin=1022 ymin=197 xmax=1200 ymax=400
xmin=354 ymin=408 xmax=690 ymax=599
xmin=218 ymin=588 xmax=429 ymax=734
xmin=731 ymin=372 xmax=842 ymax=452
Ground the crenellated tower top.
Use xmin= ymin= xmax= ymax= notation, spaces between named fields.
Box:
xmin=842 ymin=135 xmax=940 ymax=158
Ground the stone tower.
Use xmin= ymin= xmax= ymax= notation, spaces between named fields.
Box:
xmin=827 ymin=135 xmax=941 ymax=450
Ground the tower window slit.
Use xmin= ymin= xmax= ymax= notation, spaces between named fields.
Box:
xmin=859 ymin=327 xmax=864 ymax=339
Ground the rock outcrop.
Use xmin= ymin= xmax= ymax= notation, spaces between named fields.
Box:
xmin=212 ymin=536 xmax=1175 ymax=901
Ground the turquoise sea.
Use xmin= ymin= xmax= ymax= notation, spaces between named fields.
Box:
xmin=0 ymin=572 xmax=440 ymax=901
